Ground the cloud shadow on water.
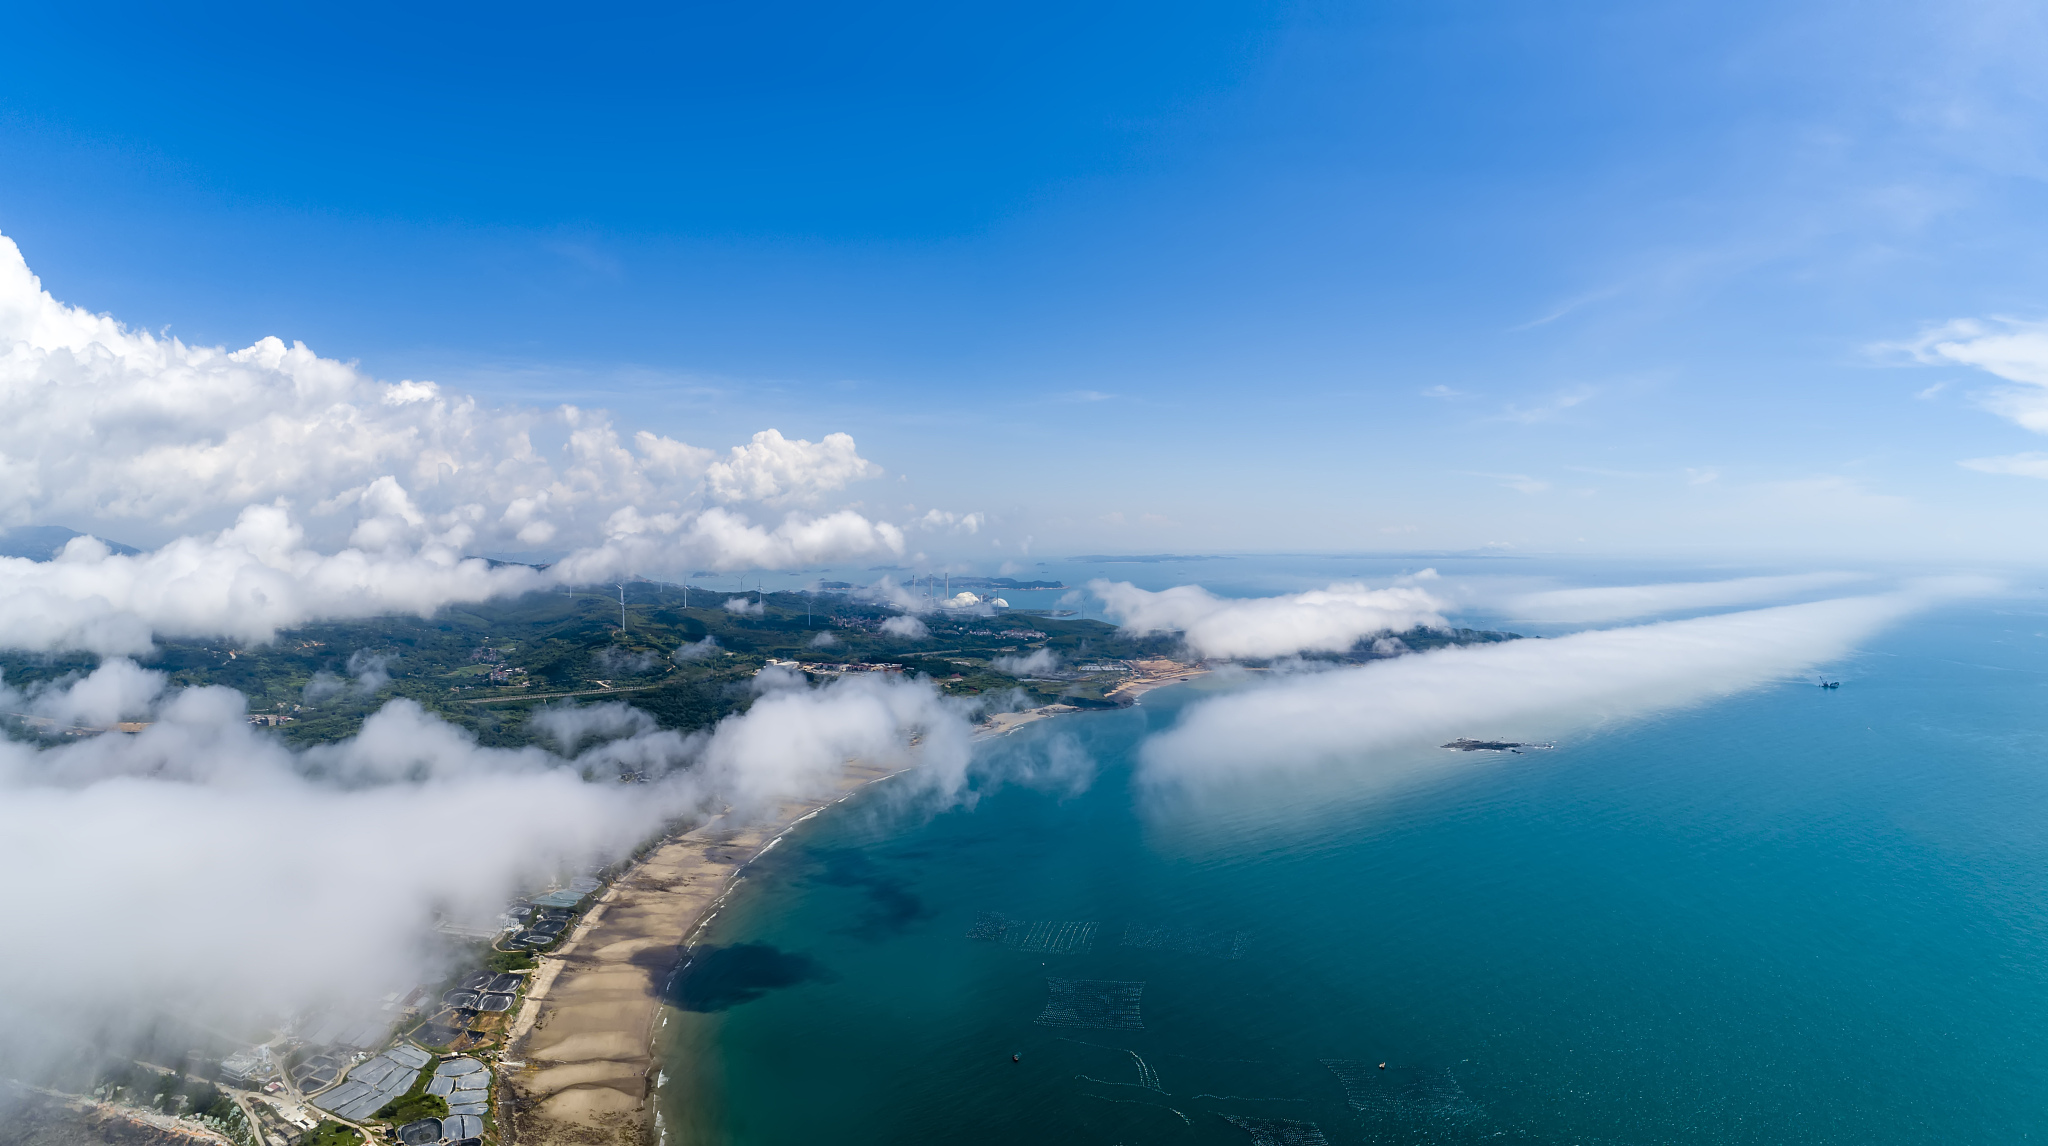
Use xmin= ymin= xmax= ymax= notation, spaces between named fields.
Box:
xmin=668 ymin=943 xmax=834 ymax=1012
xmin=806 ymin=846 xmax=933 ymax=940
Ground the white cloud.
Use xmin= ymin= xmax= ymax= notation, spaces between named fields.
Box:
xmin=1092 ymin=580 xmax=1449 ymax=659
xmin=592 ymin=647 xmax=659 ymax=675
xmin=24 ymin=657 xmax=164 ymax=728
xmin=1464 ymin=471 xmax=1551 ymax=494
xmin=1897 ymin=316 xmax=2048 ymax=432
xmin=0 ymin=231 xmax=703 ymax=544
xmin=303 ymin=650 xmax=394 ymax=705
xmin=1960 ymin=452 xmax=2048 ymax=479
xmin=880 ymin=615 xmax=930 ymax=640
xmin=1498 ymin=386 xmax=1595 ymax=424
xmin=0 ymin=233 xmax=905 ymax=654
xmin=992 ymin=648 xmax=1059 ymax=676
xmin=703 ymin=429 xmax=882 ymax=505
xmin=855 ymin=575 xmax=933 ymax=615
xmin=722 ymin=594 xmax=763 ymax=615
xmin=529 ymin=700 xmax=659 ymax=755
xmin=1507 ymin=287 xmax=1620 ymax=331
xmin=673 ymin=635 xmax=721 ymax=661
xmin=0 ymin=660 xmax=974 ymax=1071
xmin=914 ymin=509 xmax=984 ymax=534
xmin=1139 ymin=591 xmax=1953 ymax=786
xmin=1747 ymin=476 xmax=1910 ymax=521
xmin=0 ymin=510 xmax=548 ymax=655
xmin=1501 ymin=572 xmax=1871 ymax=623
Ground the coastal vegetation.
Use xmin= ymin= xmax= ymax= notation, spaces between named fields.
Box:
xmin=303 ymin=1122 xmax=362 ymax=1146
xmin=374 ymin=1090 xmax=448 ymax=1124
xmin=485 ymin=949 xmax=536 ymax=974
xmin=0 ymin=584 xmax=1184 ymax=748
xmin=0 ymin=584 xmax=1522 ymax=752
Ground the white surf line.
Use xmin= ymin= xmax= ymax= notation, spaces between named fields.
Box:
xmin=645 ymin=763 xmax=920 ymax=1078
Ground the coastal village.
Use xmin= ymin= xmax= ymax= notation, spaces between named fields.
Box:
xmin=28 ymin=867 xmax=616 ymax=1146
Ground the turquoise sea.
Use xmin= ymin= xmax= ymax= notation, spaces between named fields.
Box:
xmin=657 ymin=590 xmax=2048 ymax=1145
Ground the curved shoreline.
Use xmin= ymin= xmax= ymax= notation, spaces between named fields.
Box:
xmin=502 ymin=669 xmax=1205 ymax=1146
xmin=500 ymin=761 xmax=906 ymax=1146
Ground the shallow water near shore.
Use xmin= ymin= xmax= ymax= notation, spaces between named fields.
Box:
xmin=657 ymin=598 xmax=2048 ymax=1145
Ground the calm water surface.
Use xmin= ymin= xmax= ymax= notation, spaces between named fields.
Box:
xmin=657 ymin=601 xmax=2048 ymax=1144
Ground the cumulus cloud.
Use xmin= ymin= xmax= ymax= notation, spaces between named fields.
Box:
xmin=1501 ymin=572 xmax=1871 ymax=624
xmin=914 ymin=509 xmax=984 ymax=534
xmin=880 ymin=615 xmax=930 ymax=640
xmin=0 ymin=234 xmax=905 ymax=654
xmin=703 ymin=429 xmax=881 ymax=504
xmin=1093 ymin=580 xmax=1449 ymax=659
xmin=808 ymin=631 xmax=838 ymax=648
xmin=0 ymin=235 xmax=884 ymax=547
xmin=22 ymin=658 xmax=164 ymax=728
xmin=0 ymin=659 xmax=973 ymax=1073
xmin=722 ymin=594 xmax=763 ymax=615
xmin=696 ymin=670 xmax=976 ymax=812
xmin=1139 ymin=591 xmax=1945 ymax=787
xmin=992 ymin=648 xmax=1059 ymax=676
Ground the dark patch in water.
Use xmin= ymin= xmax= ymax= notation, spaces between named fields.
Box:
xmin=669 ymin=943 xmax=832 ymax=1011
xmin=807 ymin=846 xmax=933 ymax=939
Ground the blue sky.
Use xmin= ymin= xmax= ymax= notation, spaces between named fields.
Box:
xmin=7 ymin=1 xmax=2048 ymax=560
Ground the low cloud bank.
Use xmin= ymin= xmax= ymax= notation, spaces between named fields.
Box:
xmin=0 ymin=659 xmax=973 ymax=1073
xmin=1139 ymin=591 xmax=1943 ymax=785
xmin=1093 ymin=580 xmax=1448 ymax=659
xmin=0 ymin=501 xmax=913 ymax=657
xmin=1501 ymin=572 xmax=1871 ymax=624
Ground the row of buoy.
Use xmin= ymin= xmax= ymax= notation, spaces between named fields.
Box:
xmin=1006 ymin=1053 xmax=1390 ymax=1068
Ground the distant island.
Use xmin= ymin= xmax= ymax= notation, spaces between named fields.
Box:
xmin=1067 ymin=553 xmax=1234 ymax=563
xmin=950 ymin=576 xmax=1067 ymax=590
xmin=0 ymin=524 xmax=141 ymax=560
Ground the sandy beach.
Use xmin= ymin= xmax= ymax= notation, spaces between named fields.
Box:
xmin=505 ymin=663 xmax=1205 ymax=1145
xmin=501 ymin=761 xmax=905 ymax=1146
xmin=978 ymin=658 xmax=1208 ymax=739
xmin=975 ymin=702 xmax=1079 ymax=737
xmin=1101 ymin=657 xmax=1209 ymax=702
